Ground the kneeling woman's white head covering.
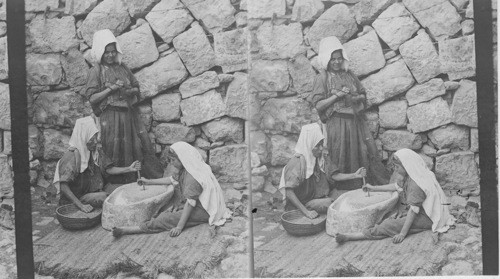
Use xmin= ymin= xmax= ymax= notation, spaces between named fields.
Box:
xmin=91 ymin=29 xmax=123 ymax=64
xmin=278 ymin=123 xmax=325 ymax=196
xmin=52 ymin=116 xmax=100 ymax=194
xmin=170 ymin=141 xmax=231 ymax=226
xmin=394 ymin=148 xmax=456 ymax=233
xmin=318 ymin=36 xmax=350 ymax=71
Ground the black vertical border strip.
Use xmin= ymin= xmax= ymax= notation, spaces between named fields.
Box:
xmin=6 ymin=0 xmax=34 ymax=278
xmin=474 ymin=0 xmax=499 ymax=275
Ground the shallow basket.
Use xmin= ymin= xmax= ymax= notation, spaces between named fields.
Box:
xmin=56 ymin=204 xmax=102 ymax=230
xmin=281 ymin=210 xmax=326 ymax=236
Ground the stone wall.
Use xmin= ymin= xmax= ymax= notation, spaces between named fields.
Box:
xmin=246 ymin=0 xmax=490 ymax=214
xmin=22 ymin=0 xmax=250 ymax=199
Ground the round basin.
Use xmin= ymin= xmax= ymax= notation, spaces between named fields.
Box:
xmin=101 ymin=182 xmax=174 ymax=230
xmin=326 ymin=189 xmax=399 ymax=236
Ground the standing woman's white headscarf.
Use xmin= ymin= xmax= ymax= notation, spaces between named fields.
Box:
xmin=52 ymin=116 xmax=100 ymax=194
xmin=318 ymin=36 xmax=350 ymax=71
xmin=394 ymin=148 xmax=456 ymax=233
xmin=170 ymin=142 xmax=231 ymax=226
xmin=279 ymin=123 xmax=325 ymax=194
xmin=91 ymin=29 xmax=123 ymax=64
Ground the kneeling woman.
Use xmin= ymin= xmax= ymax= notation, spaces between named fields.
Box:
xmin=113 ymin=141 xmax=231 ymax=237
xmin=53 ymin=116 xmax=142 ymax=213
xmin=279 ymin=123 xmax=366 ymax=219
xmin=336 ymin=148 xmax=455 ymax=244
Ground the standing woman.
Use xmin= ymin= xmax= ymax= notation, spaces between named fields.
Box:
xmin=311 ymin=36 xmax=389 ymax=191
xmin=84 ymin=29 xmax=162 ymax=184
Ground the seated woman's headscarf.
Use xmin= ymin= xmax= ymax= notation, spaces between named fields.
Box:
xmin=52 ymin=116 xmax=100 ymax=194
xmin=394 ymin=148 xmax=456 ymax=233
xmin=170 ymin=141 xmax=231 ymax=226
xmin=91 ymin=29 xmax=123 ymax=64
xmin=278 ymin=123 xmax=325 ymax=195
xmin=318 ymin=36 xmax=350 ymax=71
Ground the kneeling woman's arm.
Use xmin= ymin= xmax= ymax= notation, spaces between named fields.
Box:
xmin=285 ymin=189 xmax=318 ymax=219
xmin=170 ymin=201 xmax=195 ymax=237
xmin=363 ymin=182 xmax=399 ymax=192
xmin=393 ymin=208 xmax=417 ymax=243
xmin=331 ymin=167 xmax=366 ymax=181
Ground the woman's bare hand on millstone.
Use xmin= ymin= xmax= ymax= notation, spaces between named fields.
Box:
xmin=128 ymin=160 xmax=141 ymax=172
xmin=355 ymin=167 xmax=367 ymax=178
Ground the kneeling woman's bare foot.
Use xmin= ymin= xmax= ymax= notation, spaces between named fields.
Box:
xmin=335 ymin=233 xmax=348 ymax=244
xmin=112 ymin=227 xmax=124 ymax=238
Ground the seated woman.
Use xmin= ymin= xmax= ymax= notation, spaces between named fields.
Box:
xmin=112 ymin=141 xmax=231 ymax=237
xmin=278 ymin=123 xmax=366 ymax=219
xmin=53 ymin=116 xmax=142 ymax=213
xmin=336 ymin=148 xmax=455 ymax=244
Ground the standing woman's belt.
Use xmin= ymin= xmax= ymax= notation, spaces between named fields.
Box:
xmin=106 ymin=106 xmax=129 ymax=112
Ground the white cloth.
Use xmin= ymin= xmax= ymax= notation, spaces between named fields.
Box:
xmin=52 ymin=116 xmax=99 ymax=194
xmin=170 ymin=142 xmax=231 ymax=226
xmin=318 ymin=36 xmax=350 ymax=71
xmin=91 ymin=29 xmax=123 ymax=64
xmin=394 ymin=148 xmax=455 ymax=233
xmin=278 ymin=123 xmax=325 ymax=198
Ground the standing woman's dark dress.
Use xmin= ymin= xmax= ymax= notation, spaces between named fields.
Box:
xmin=85 ymin=29 xmax=162 ymax=184
xmin=312 ymin=36 xmax=389 ymax=190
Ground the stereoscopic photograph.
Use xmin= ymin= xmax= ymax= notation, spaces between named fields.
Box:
xmin=0 ymin=0 xmax=497 ymax=278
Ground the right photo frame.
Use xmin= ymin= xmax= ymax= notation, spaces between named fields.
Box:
xmin=247 ymin=0 xmax=496 ymax=277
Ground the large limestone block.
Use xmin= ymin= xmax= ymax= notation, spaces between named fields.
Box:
xmin=209 ymin=144 xmax=249 ymax=183
xmin=399 ymin=31 xmax=441 ymax=84
xmin=152 ymin=93 xmax=181 ymax=122
xmin=260 ymin=97 xmax=318 ymax=133
xmin=291 ymin=0 xmax=324 ymax=22
xmin=201 ymin=117 xmax=244 ymax=143
xmin=250 ymin=130 xmax=271 ymax=164
xmin=214 ymin=28 xmax=248 ymax=73
xmin=25 ymin=0 xmax=58 ymax=12
xmin=402 ymin=0 xmax=461 ymax=41
xmin=450 ymin=0 xmax=469 ymax=9
xmin=65 ymin=0 xmax=99 ymax=15
xmin=352 ymin=0 xmax=397 ymax=25
xmin=435 ymin=151 xmax=479 ymax=190
xmin=122 ymin=0 xmax=160 ymax=18
xmin=307 ymin=4 xmax=357 ymax=52
xmin=179 ymin=71 xmax=220 ymax=99
xmin=28 ymin=15 xmax=79 ymax=53
xmin=182 ymin=0 xmax=236 ymax=34
xmin=288 ymin=55 xmax=316 ymax=96
xmin=226 ymin=72 xmax=248 ymax=120
xmin=1 ymin=131 xmax=10 ymax=155
xmin=180 ymin=90 xmax=226 ymax=126
xmin=407 ymin=97 xmax=452 ymax=133
xmin=372 ymin=3 xmax=420 ymax=50
xmin=33 ymin=91 xmax=92 ymax=128
xmin=0 ymin=154 xmax=12 ymax=196
xmin=0 ymin=37 xmax=7 ymax=80
xmin=254 ymin=22 xmax=305 ymax=60
xmin=60 ymin=48 xmax=89 ymax=88
xmin=405 ymin=78 xmax=446 ymax=106
xmin=146 ymin=0 xmax=193 ymax=44
xmin=380 ymin=130 xmax=423 ymax=151
xmin=248 ymin=0 xmax=286 ymax=18
xmin=270 ymin=135 xmax=297 ymax=166
xmin=362 ymin=59 xmax=415 ymax=106
xmin=173 ymin=23 xmax=217 ymax=76
xmin=439 ymin=35 xmax=476 ymax=80
xmin=27 ymin=53 xmax=62 ymax=86
xmin=135 ymin=52 xmax=188 ymax=99
xmin=343 ymin=31 xmax=385 ymax=77
xmin=249 ymin=60 xmax=289 ymax=92
xmin=116 ymin=23 xmax=159 ymax=70
xmin=43 ymin=129 xmax=70 ymax=160
xmin=0 ymin=83 xmax=9 ymax=130
xmin=378 ymin=100 xmax=407 ymax=129
xmin=78 ymin=0 xmax=131 ymax=45
xmin=451 ymin=80 xmax=477 ymax=127
xmin=154 ymin=123 xmax=196 ymax=144
xmin=428 ymin=124 xmax=470 ymax=150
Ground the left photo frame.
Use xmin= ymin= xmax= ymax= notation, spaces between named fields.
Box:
xmin=4 ymin=0 xmax=252 ymax=278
